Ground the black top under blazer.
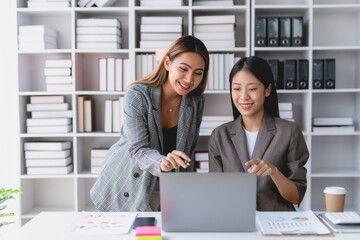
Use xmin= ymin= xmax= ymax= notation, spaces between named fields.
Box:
xmin=208 ymin=113 xmax=309 ymax=211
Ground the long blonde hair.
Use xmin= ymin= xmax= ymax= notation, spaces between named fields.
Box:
xmin=131 ymin=35 xmax=209 ymax=96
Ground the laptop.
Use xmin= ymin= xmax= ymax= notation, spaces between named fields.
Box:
xmin=159 ymin=172 xmax=257 ymax=232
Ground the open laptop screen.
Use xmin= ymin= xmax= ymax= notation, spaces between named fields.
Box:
xmin=160 ymin=172 xmax=257 ymax=232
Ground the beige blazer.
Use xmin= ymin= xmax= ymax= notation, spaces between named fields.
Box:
xmin=208 ymin=114 xmax=309 ymax=211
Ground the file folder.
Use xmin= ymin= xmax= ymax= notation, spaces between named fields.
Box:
xmin=313 ymin=59 xmax=324 ymax=89
xmin=267 ymin=59 xmax=283 ymax=89
xmin=292 ymin=17 xmax=303 ymax=46
xmin=255 ymin=17 xmax=267 ymax=47
xmin=297 ymin=59 xmax=308 ymax=89
xmin=324 ymin=59 xmax=335 ymax=89
xmin=267 ymin=17 xmax=279 ymax=47
xmin=283 ymin=60 xmax=297 ymax=89
xmin=280 ymin=17 xmax=291 ymax=47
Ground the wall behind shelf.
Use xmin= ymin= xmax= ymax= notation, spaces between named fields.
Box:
xmin=0 ymin=0 xmax=21 ymax=233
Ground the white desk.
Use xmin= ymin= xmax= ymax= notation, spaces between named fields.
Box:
xmin=11 ymin=212 xmax=360 ymax=240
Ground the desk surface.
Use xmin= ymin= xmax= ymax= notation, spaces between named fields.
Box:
xmin=11 ymin=212 xmax=360 ymax=240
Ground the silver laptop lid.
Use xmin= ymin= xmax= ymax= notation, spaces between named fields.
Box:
xmin=160 ymin=172 xmax=257 ymax=232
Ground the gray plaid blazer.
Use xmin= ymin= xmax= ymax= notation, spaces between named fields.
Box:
xmin=90 ymin=83 xmax=204 ymax=211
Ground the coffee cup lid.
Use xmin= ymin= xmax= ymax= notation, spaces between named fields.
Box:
xmin=323 ymin=186 xmax=347 ymax=195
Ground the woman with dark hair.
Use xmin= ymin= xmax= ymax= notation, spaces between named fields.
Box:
xmin=91 ymin=35 xmax=209 ymax=212
xmin=208 ymin=56 xmax=309 ymax=211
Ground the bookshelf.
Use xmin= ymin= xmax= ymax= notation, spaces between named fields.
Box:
xmin=15 ymin=0 xmax=360 ymax=224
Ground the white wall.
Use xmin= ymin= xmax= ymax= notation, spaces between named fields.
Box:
xmin=0 ymin=0 xmax=21 ymax=235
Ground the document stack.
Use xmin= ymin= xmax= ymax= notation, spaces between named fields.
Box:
xmin=206 ymin=53 xmax=238 ymax=90
xmin=312 ymin=117 xmax=354 ymax=133
xmin=91 ymin=149 xmax=109 ymax=174
xmin=76 ymin=18 xmax=122 ymax=49
xmin=135 ymin=54 xmax=158 ymax=79
xmin=77 ymin=0 xmax=116 ymax=7
xmin=26 ymin=95 xmax=73 ymax=133
xmin=24 ymin=141 xmax=73 ymax=175
xmin=195 ymin=151 xmax=209 ymax=173
xmin=278 ymin=102 xmax=294 ymax=121
xmin=136 ymin=226 xmax=162 ymax=240
xmin=104 ymin=97 xmax=124 ymax=133
xmin=139 ymin=16 xmax=183 ymax=49
xmin=200 ymin=115 xmax=233 ymax=135
xmin=193 ymin=15 xmax=236 ymax=48
xmin=98 ymin=57 xmax=130 ymax=91
xmin=44 ymin=59 xmax=72 ymax=92
xmin=139 ymin=0 xmax=183 ymax=7
xmin=18 ymin=25 xmax=57 ymax=50
xmin=193 ymin=0 xmax=234 ymax=6
xmin=77 ymin=96 xmax=94 ymax=133
xmin=27 ymin=0 xmax=71 ymax=8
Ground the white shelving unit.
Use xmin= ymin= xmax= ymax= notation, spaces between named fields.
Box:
xmin=15 ymin=0 xmax=250 ymax=225
xmin=252 ymin=0 xmax=360 ymax=212
xmin=15 ymin=0 xmax=360 ymax=225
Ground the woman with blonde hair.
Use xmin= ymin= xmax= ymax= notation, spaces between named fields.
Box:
xmin=91 ymin=35 xmax=209 ymax=211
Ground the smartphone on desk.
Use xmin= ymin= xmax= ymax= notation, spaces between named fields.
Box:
xmin=132 ymin=217 xmax=156 ymax=229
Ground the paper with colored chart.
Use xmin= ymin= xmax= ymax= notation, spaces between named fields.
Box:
xmin=69 ymin=212 xmax=137 ymax=235
xmin=256 ymin=210 xmax=331 ymax=235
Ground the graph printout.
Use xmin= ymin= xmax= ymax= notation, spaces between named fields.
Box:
xmin=256 ymin=210 xmax=331 ymax=235
xmin=69 ymin=212 xmax=137 ymax=235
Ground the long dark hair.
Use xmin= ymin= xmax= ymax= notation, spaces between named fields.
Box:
xmin=229 ymin=56 xmax=279 ymax=120
xmin=131 ymin=35 xmax=209 ymax=96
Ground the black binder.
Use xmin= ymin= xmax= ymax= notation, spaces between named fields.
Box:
xmin=324 ymin=59 xmax=335 ymax=89
xmin=313 ymin=59 xmax=324 ymax=89
xmin=267 ymin=59 xmax=283 ymax=89
xmin=255 ymin=17 xmax=267 ymax=47
xmin=267 ymin=17 xmax=279 ymax=47
xmin=292 ymin=17 xmax=303 ymax=46
xmin=283 ymin=60 xmax=297 ymax=89
xmin=280 ymin=17 xmax=291 ymax=47
xmin=297 ymin=59 xmax=308 ymax=89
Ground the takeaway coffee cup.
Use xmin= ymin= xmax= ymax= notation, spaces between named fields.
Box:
xmin=323 ymin=186 xmax=346 ymax=212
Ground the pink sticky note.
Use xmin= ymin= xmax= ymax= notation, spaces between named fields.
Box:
xmin=136 ymin=226 xmax=161 ymax=236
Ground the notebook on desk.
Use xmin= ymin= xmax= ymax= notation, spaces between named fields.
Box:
xmin=159 ymin=172 xmax=257 ymax=232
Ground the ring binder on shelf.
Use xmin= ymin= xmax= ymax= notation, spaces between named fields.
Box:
xmin=255 ymin=17 xmax=267 ymax=47
xmin=313 ymin=59 xmax=324 ymax=89
xmin=291 ymin=17 xmax=303 ymax=46
xmin=283 ymin=60 xmax=297 ymax=89
xmin=267 ymin=17 xmax=279 ymax=47
xmin=297 ymin=59 xmax=308 ymax=89
xmin=324 ymin=59 xmax=335 ymax=89
xmin=280 ymin=17 xmax=291 ymax=47
xmin=267 ymin=59 xmax=283 ymax=89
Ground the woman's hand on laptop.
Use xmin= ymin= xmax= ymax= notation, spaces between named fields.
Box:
xmin=245 ymin=159 xmax=278 ymax=177
xmin=160 ymin=150 xmax=191 ymax=172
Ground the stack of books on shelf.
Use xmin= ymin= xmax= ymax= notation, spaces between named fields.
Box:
xmin=139 ymin=16 xmax=183 ymax=49
xmin=77 ymin=96 xmax=94 ymax=133
xmin=24 ymin=141 xmax=73 ymax=175
xmin=206 ymin=53 xmax=238 ymax=90
xmin=76 ymin=18 xmax=122 ymax=49
xmin=44 ymin=59 xmax=72 ymax=92
xmin=278 ymin=102 xmax=294 ymax=121
xmin=98 ymin=57 xmax=130 ymax=91
xmin=104 ymin=98 xmax=124 ymax=133
xmin=78 ymin=0 xmax=116 ymax=7
xmin=27 ymin=0 xmax=71 ymax=8
xmin=136 ymin=54 xmax=157 ymax=79
xmin=193 ymin=0 xmax=234 ymax=6
xmin=200 ymin=115 xmax=233 ymax=135
xmin=91 ymin=148 xmax=109 ymax=174
xmin=18 ymin=25 xmax=57 ymax=50
xmin=193 ymin=15 xmax=236 ymax=48
xmin=312 ymin=117 xmax=355 ymax=133
xmin=26 ymin=96 xmax=72 ymax=133
xmin=195 ymin=151 xmax=209 ymax=173
xmin=139 ymin=0 xmax=183 ymax=7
